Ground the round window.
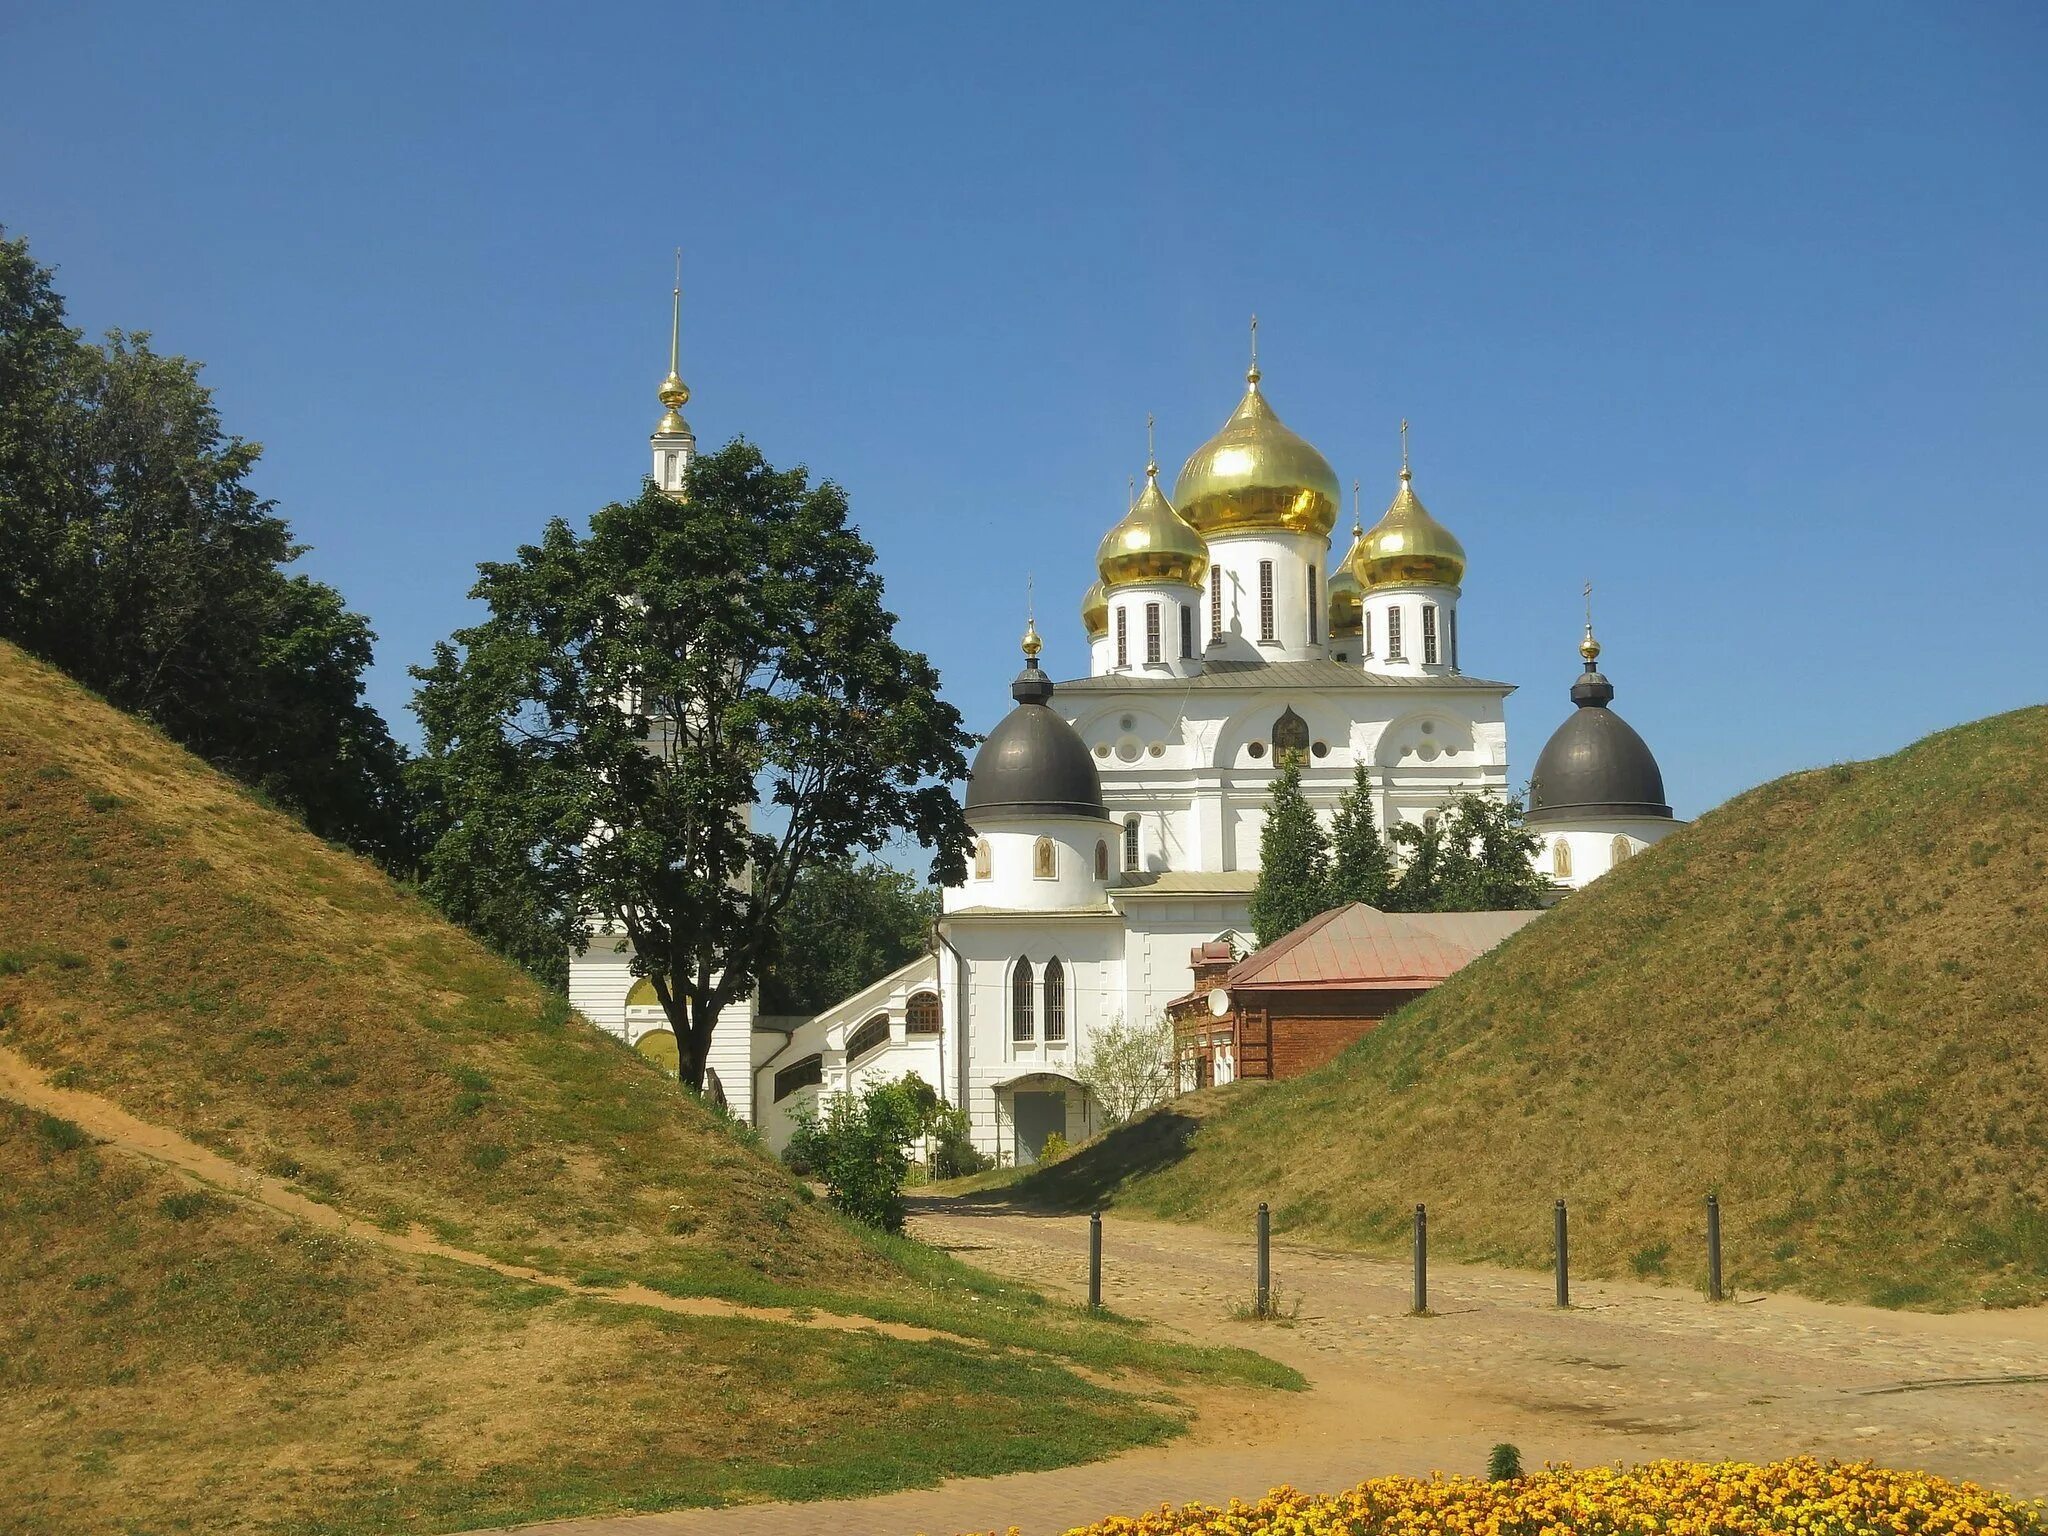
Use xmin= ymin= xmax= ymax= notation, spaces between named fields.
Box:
xmin=1116 ymin=738 xmax=1142 ymax=762
xmin=1311 ymin=741 xmax=1330 ymax=759
xmin=1420 ymin=720 xmax=1436 ymax=736
xmin=1093 ymin=743 xmax=1110 ymax=758
xmin=1120 ymin=714 xmax=1136 ymax=731
xmin=1247 ymin=741 xmax=1267 ymax=760
xmin=1147 ymin=742 xmax=1164 ymax=758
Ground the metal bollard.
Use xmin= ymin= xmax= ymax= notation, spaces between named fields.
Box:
xmin=1412 ymin=1202 xmax=1428 ymax=1314
xmin=1088 ymin=1210 xmax=1103 ymax=1311
xmin=1554 ymin=1197 xmax=1570 ymax=1309
xmin=1706 ymin=1193 xmax=1724 ymax=1302
xmin=1255 ymin=1202 xmax=1271 ymax=1319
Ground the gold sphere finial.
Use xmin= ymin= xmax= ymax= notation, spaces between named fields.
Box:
xmin=1022 ymin=618 xmax=1043 ymax=661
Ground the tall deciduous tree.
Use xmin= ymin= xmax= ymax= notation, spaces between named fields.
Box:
xmin=1248 ymin=751 xmax=1331 ymax=945
xmin=1326 ymin=763 xmax=1394 ymax=909
xmin=0 ymin=229 xmax=414 ymax=866
xmin=411 ymin=442 xmax=973 ymax=1091
xmin=1385 ymin=791 xmax=1546 ymax=913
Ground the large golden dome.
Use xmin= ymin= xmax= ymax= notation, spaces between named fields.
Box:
xmin=1081 ymin=579 xmax=1108 ymax=638
xmin=1173 ymin=366 xmax=1341 ymax=539
xmin=1097 ymin=463 xmax=1209 ymax=590
xmin=1355 ymin=467 xmax=1466 ymax=590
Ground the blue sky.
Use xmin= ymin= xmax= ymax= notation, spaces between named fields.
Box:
xmin=5 ymin=2 xmax=2044 ymax=825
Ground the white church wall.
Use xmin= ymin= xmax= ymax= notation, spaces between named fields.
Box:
xmin=1204 ymin=531 xmax=1332 ymax=664
xmin=566 ymin=931 xmax=755 ymax=1122
xmin=1359 ymin=584 xmax=1462 ymax=678
xmin=1534 ymin=816 xmax=1683 ymax=890
xmin=948 ymin=816 xmax=1112 ymax=912
xmin=1117 ymin=897 xmax=1253 ymax=1031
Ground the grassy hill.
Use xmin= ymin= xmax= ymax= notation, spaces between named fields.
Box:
xmin=1020 ymin=707 xmax=2048 ymax=1310
xmin=0 ymin=641 xmax=1291 ymax=1534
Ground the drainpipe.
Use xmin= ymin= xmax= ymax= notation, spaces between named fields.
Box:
xmin=934 ymin=916 xmax=968 ymax=1112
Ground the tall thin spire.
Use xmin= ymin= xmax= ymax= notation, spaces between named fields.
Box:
xmin=1400 ymin=417 xmax=1411 ymax=479
xmin=1021 ymin=574 xmax=1043 ymax=662
xmin=656 ymin=248 xmax=690 ymax=426
xmin=1352 ymin=478 xmax=1362 ymax=538
xmin=1247 ymin=313 xmax=1261 ymax=386
xmin=1581 ymin=580 xmax=1601 ymax=664
xmin=1146 ymin=411 xmax=1157 ymax=478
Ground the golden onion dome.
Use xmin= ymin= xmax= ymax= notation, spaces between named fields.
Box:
xmin=1081 ymin=579 xmax=1109 ymax=639
xmin=1173 ymin=366 xmax=1341 ymax=539
xmin=1096 ymin=463 xmax=1209 ymax=590
xmin=1355 ymin=466 xmax=1466 ymax=590
xmin=1327 ymin=519 xmax=1366 ymax=636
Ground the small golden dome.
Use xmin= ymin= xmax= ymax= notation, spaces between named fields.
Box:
xmin=1081 ymin=579 xmax=1109 ymax=639
xmin=1356 ymin=468 xmax=1466 ymax=590
xmin=1173 ymin=368 xmax=1341 ymax=539
xmin=1579 ymin=623 xmax=1601 ymax=663
xmin=658 ymin=371 xmax=690 ymax=410
xmin=1021 ymin=617 xmax=1043 ymax=660
xmin=1327 ymin=521 xmax=1366 ymax=636
xmin=1097 ymin=464 xmax=1209 ymax=590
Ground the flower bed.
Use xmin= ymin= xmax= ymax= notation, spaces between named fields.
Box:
xmin=998 ymin=1458 xmax=2044 ymax=1536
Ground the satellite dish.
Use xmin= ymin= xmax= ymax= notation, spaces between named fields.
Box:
xmin=1209 ymin=986 xmax=1232 ymax=1018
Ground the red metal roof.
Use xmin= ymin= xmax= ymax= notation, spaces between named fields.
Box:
xmin=1221 ymin=903 xmax=1542 ymax=991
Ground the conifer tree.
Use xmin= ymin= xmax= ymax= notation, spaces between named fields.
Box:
xmin=1248 ymin=750 xmax=1331 ymax=945
xmin=1326 ymin=763 xmax=1394 ymax=909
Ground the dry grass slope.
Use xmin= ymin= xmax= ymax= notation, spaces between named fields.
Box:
xmin=1075 ymin=707 xmax=2048 ymax=1308
xmin=0 ymin=641 xmax=1287 ymax=1533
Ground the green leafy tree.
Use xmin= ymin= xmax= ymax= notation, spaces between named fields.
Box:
xmin=411 ymin=441 xmax=973 ymax=1090
xmin=1326 ymin=763 xmax=1394 ymax=909
xmin=0 ymin=229 xmax=414 ymax=866
xmin=1075 ymin=1011 xmax=1175 ymax=1127
xmin=1386 ymin=791 xmax=1546 ymax=913
xmin=1248 ymin=751 xmax=1332 ymax=945
xmin=785 ymin=1074 xmax=943 ymax=1232
xmin=759 ymin=857 xmax=940 ymax=1016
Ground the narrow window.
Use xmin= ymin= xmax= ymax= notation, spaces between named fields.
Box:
xmin=1258 ymin=561 xmax=1275 ymax=642
xmin=1272 ymin=707 xmax=1309 ymax=757
xmin=847 ymin=1013 xmax=890 ymax=1062
xmin=1032 ymin=835 xmax=1056 ymax=879
xmin=1043 ymin=958 xmax=1066 ymax=1043
xmin=1307 ymin=567 xmax=1319 ymax=645
xmin=1123 ymin=815 xmax=1140 ymax=872
xmin=1612 ymin=835 xmax=1635 ymax=864
xmin=1094 ymin=840 xmax=1109 ymax=880
xmin=1423 ymin=604 xmax=1439 ymax=664
xmin=1209 ymin=566 xmax=1223 ymax=639
xmin=906 ymin=991 xmax=942 ymax=1034
xmin=663 ymin=450 xmax=679 ymax=484
xmin=1179 ymin=603 xmax=1193 ymax=660
xmin=1448 ymin=609 xmax=1458 ymax=671
xmin=1363 ymin=609 xmax=1374 ymax=659
xmin=774 ymin=1054 xmax=823 ymax=1101
xmin=1011 ymin=960 xmax=1035 ymax=1042
xmin=1388 ymin=606 xmax=1404 ymax=660
xmin=1553 ymin=839 xmax=1573 ymax=879
xmin=1145 ymin=601 xmax=1162 ymax=664
xmin=973 ymin=838 xmax=991 ymax=880
xmin=1115 ymin=606 xmax=1128 ymax=668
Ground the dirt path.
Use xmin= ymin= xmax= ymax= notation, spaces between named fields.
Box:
xmin=496 ymin=1192 xmax=2048 ymax=1536
xmin=0 ymin=1044 xmax=959 ymax=1346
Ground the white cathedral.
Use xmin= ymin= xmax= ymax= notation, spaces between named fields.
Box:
xmin=567 ymin=296 xmax=1683 ymax=1165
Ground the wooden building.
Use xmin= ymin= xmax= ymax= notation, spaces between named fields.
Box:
xmin=1169 ymin=903 xmax=1541 ymax=1085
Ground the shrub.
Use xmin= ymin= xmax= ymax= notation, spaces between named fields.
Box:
xmin=929 ymin=1103 xmax=992 ymax=1179
xmin=1488 ymin=1442 xmax=1524 ymax=1481
xmin=785 ymin=1075 xmax=943 ymax=1233
xmin=1040 ymin=1131 xmax=1071 ymax=1163
xmin=34 ymin=1113 xmax=89 ymax=1153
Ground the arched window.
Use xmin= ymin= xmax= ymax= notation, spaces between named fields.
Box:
xmin=773 ymin=1054 xmax=823 ymax=1101
xmin=625 ymin=976 xmax=665 ymax=1010
xmin=1180 ymin=603 xmax=1194 ymax=659
xmin=1011 ymin=959 xmax=1035 ymax=1042
xmin=634 ymin=1029 xmax=680 ymax=1077
xmin=1145 ymin=601 xmax=1162 ymax=664
xmin=1612 ymin=835 xmax=1635 ymax=864
xmin=1448 ymin=609 xmax=1459 ymax=670
xmin=846 ymin=1013 xmax=890 ymax=1062
xmin=906 ymin=991 xmax=942 ymax=1034
xmin=1043 ymin=958 xmax=1066 ymax=1042
xmin=1272 ymin=706 xmax=1309 ymax=758
xmin=1307 ymin=567 xmax=1319 ymax=645
xmin=1209 ymin=566 xmax=1223 ymax=637
xmin=1387 ymin=605 xmax=1405 ymax=660
xmin=1122 ymin=815 xmax=1140 ymax=872
xmin=1258 ymin=560 xmax=1276 ymax=641
xmin=973 ymin=838 xmax=991 ymax=880
xmin=1095 ymin=840 xmax=1109 ymax=880
xmin=1116 ymin=606 xmax=1128 ymax=668
xmin=1552 ymin=839 xmax=1573 ymax=879
xmin=1032 ymin=835 xmax=1056 ymax=880
xmin=1422 ymin=603 xmax=1440 ymax=665
xmin=1363 ymin=609 xmax=1374 ymax=659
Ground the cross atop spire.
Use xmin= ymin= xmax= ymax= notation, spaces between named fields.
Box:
xmin=1400 ymin=418 xmax=1411 ymax=478
xmin=1580 ymin=580 xmax=1602 ymax=665
xmin=1145 ymin=411 xmax=1157 ymax=478
xmin=1021 ymin=573 xmax=1043 ymax=662
xmin=656 ymin=247 xmax=690 ymax=421
xmin=1247 ymin=313 xmax=1261 ymax=385
xmin=1352 ymin=478 xmax=1363 ymax=537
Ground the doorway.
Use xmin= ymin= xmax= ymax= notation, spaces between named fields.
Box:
xmin=1011 ymin=1089 xmax=1067 ymax=1166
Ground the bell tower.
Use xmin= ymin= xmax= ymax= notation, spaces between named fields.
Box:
xmin=650 ymin=249 xmax=695 ymax=499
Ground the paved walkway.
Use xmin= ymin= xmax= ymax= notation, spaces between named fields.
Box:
xmin=492 ymin=1193 xmax=2048 ymax=1536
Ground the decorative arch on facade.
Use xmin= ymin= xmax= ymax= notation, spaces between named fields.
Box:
xmin=1209 ymin=697 xmax=1318 ymax=769
xmin=1095 ymin=839 xmax=1109 ymax=880
xmin=1373 ymin=708 xmax=1478 ymax=770
xmin=1552 ymin=838 xmax=1573 ymax=879
xmin=845 ymin=1013 xmax=890 ymax=1063
xmin=906 ymin=990 xmax=942 ymax=1034
xmin=1122 ymin=815 xmax=1141 ymax=872
xmin=1010 ymin=958 xmax=1035 ymax=1042
xmin=1043 ymin=957 xmax=1066 ymax=1042
xmin=1075 ymin=705 xmax=1179 ymax=763
xmin=773 ymin=1054 xmax=823 ymax=1101
xmin=634 ymin=1029 xmax=680 ymax=1076
xmin=973 ymin=838 xmax=992 ymax=880
xmin=625 ymin=976 xmax=665 ymax=1009
xmin=1272 ymin=705 xmax=1310 ymax=758
xmin=1611 ymin=835 xmax=1635 ymax=864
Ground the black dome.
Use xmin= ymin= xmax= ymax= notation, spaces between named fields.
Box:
xmin=1526 ymin=661 xmax=1672 ymax=823
xmin=964 ymin=663 xmax=1107 ymax=824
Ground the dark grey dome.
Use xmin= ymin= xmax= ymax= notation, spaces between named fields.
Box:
xmin=964 ymin=662 xmax=1107 ymax=823
xmin=1526 ymin=658 xmax=1672 ymax=823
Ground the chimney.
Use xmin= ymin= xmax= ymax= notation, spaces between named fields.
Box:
xmin=1187 ymin=939 xmax=1236 ymax=996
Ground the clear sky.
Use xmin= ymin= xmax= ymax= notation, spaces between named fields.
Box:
xmin=5 ymin=2 xmax=2044 ymax=825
